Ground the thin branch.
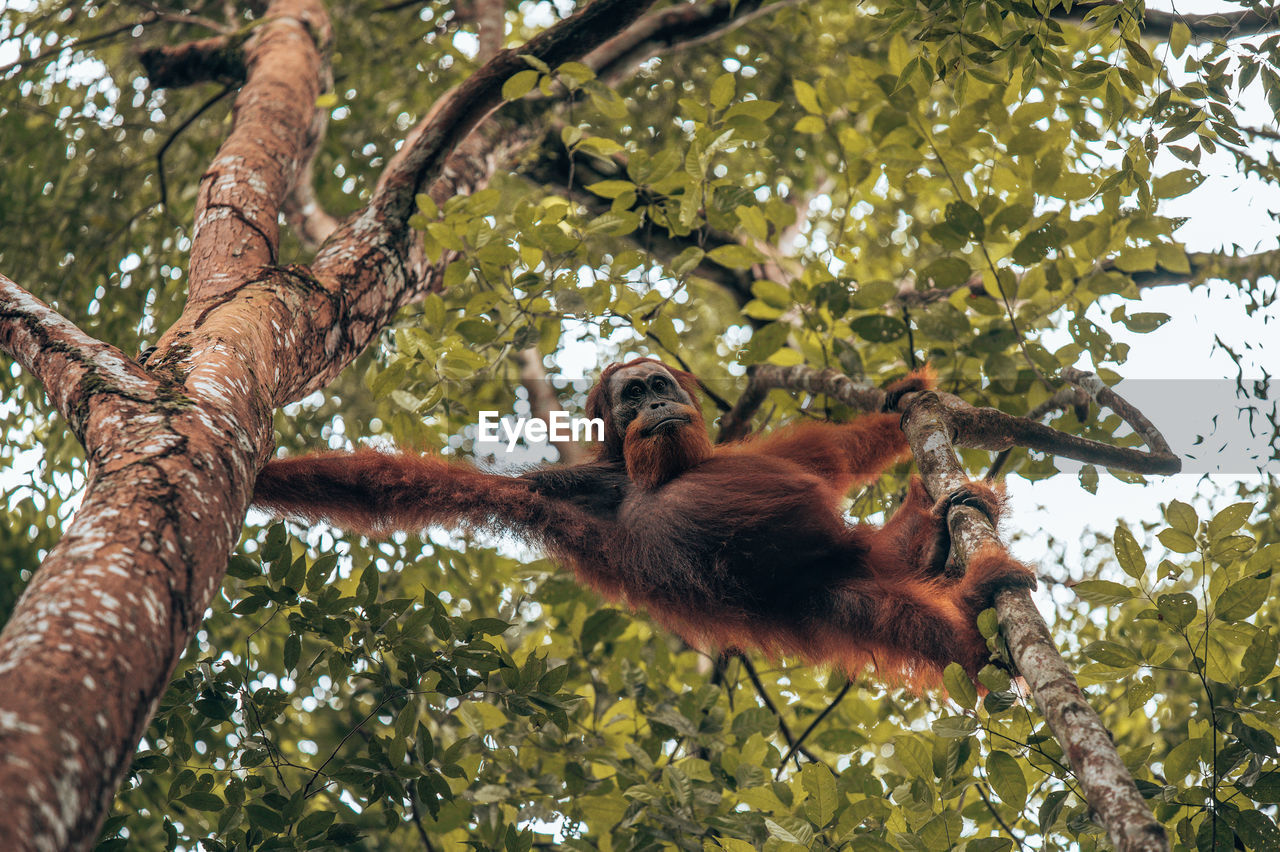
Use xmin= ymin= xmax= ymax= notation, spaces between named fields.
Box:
xmin=987 ymin=384 xmax=1090 ymax=479
xmin=521 ymin=131 xmax=753 ymax=299
xmin=775 ymin=681 xmax=852 ymax=773
xmin=155 ymin=84 xmax=234 ymax=213
xmin=899 ymin=390 xmax=1168 ymax=852
xmin=585 ymin=0 xmax=796 ymax=85
xmin=1 ymin=13 xmax=160 ymax=78
xmin=736 ymin=655 xmax=820 ymax=768
xmin=126 ymin=1 xmax=230 ymax=34
xmin=717 ymin=371 xmax=771 ymax=443
xmin=976 ymin=782 xmax=1029 ymax=852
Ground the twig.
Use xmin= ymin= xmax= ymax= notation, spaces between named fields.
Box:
xmin=735 ymin=655 xmax=819 ymax=768
xmin=976 ymin=782 xmax=1028 ymax=852
xmin=716 ymin=364 xmax=771 ymax=443
xmin=641 ymin=332 xmax=733 ymax=414
xmin=156 ymin=85 xmax=234 ymax=213
xmin=1 ymin=13 xmax=160 ymax=77
xmin=365 ymin=0 xmax=659 ymax=226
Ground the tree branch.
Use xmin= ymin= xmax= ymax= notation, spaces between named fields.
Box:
xmin=138 ymin=35 xmax=244 ymax=88
xmin=366 ymin=0 xmax=658 ymax=229
xmin=899 ymin=390 xmax=1168 ymax=852
xmin=585 ymin=0 xmax=795 ymax=85
xmin=183 ymin=3 xmax=330 ymax=298
xmin=2 ymin=12 xmax=161 ymax=78
xmin=725 ymin=364 xmax=1181 ymax=475
xmin=0 ymin=274 xmax=157 ymax=443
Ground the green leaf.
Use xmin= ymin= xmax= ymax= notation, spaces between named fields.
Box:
xmin=502 ymin=70 xmax=539 ymax=101
xmin=986 ymin=750 xmax=1028 ymax=811
xmin=556 ymin=61 xmax=595 ymax=85
xmin=179 ymin=792 xmax=224 ymax=812
xmin=283 ymin=633 xmax=300 ymax=673
xmin=585 ymin=180 xmax=636 ymax=199
xmin=1113 ymin=525 xmax=1145 ymax=579
xmin=1085 ymin=641 xmax=1141 ymax=668
xmin=751 ymin=279 xmax=791 ymax=309
xmin=765 ymin=816 xmax=814 ymax=845
xmin=296 ymin=810 xmax=335 ymax=838
xmin=920 ymin=257 xmax=971 ymax=289
xmin=1011 ymin=222 xmax=1066 ymax=265
xmin=305 ymin=553 xmax=338 ymax=592
xmin=1215 ymin=577 xmax=1269 ymax=622
xmin=944 ymin=201 xmax=984 ymax=239
xmin=1164 ymin=739 xmax=1200 ymax=782
xmin=1157 ymin=592 xmax=1198 ymax=628
xmin=1153 ymin=168 xmax=1204 ymax=199
xmin=1127 ymin=677 xmax=1156 ymax=713
xmin=1241 ymin=628 xmax=1278 ymax=685
xmin=1119 ymin=311 xmax=1171 ymax=333
xmin=1071 ymin=580 xmax=1136 ymax=606
xmin=850 ymin=314 xmax=907 ymax=342
xmin=670 ymin=247 xmax=705 ymax=277
xmin=943 ymin=662 xmax=977 ymax=708
xmin=1158 ymin=528 xmax=1199 ymax=554
xmin=794 ymin=115 xmax=826 ymax=134
xmin=519 ymin=54 xmax=550 ymax=73
xmin=932 ymin=715 xmax=978 ymax=738
xmin=1039 ymin=790 xmax=1069 ymax=831
xmin=801 ymin=763 xmax=838 ymax=827
xmin=1227 ymin=810 xmax=1280 ymax=851
xmin=1170 ymin=22 xmax=1191 ymax=57
xmin=245 ymin=803 xmax=285 ymax=834
xmin=793 ymin=79 xmax=822 ymax=115
xmin=706 ymin=244 xmax=762 ymax=270
xmin=710 ymin=72 xmax=735 ymax=110
xmin=1165 ymin=500 xmax=1198 ymax=535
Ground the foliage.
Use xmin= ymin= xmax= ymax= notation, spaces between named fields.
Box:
xmin=1 ymin=0 xmax=1278 ymax=850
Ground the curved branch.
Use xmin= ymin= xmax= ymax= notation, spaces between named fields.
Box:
xmin=725 ymin=363 xmax=1181 ymax=475
xmin=899 ymin=391 xmax=1168 ymax=852
xmin=1059 ymin=368 xmax=1173 ymax=458
xmin=585 ymin=0 xmax=795 ymax=84
xmin=367 ymin=0 xmax=658 ymax=228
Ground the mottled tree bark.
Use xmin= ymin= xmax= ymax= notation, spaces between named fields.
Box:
xmin=0 ymin=0 xmax=656 ymax=847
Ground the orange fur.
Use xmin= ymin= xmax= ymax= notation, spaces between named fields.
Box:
xmin=254 ymin=361 xmax=1035 ymax=686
